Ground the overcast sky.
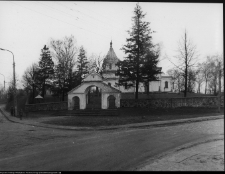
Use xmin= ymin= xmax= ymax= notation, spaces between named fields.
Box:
xmin=0 ymin=1 xmax=223 ymax=89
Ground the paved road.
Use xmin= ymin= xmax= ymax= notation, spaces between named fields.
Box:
xmin=0 ymin=111 xmax=223 ymax=171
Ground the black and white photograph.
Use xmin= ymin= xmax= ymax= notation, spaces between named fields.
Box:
xmin=0 ymin=1 xmax=223 ymax=171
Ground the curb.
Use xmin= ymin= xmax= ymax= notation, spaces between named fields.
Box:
xmin=0 ymin=107 xmax=224 ymax=131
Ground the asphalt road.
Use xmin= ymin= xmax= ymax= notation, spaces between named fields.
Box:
xmin=0 ymin=111 xmax=223 ymax=171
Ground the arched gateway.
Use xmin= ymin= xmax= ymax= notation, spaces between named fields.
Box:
xmin=67 ymin=72 xmax=121 ymax=110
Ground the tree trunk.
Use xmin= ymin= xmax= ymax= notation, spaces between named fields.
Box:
xmin=32 ymin=84 xmax=35 ymax=103
xmin=214 ymin=76 xmax=217 ymax=95
xmin=184 ymin=31 xmax=188 ymax=97
xmin=146 ymin=82 xmax=149 ymax=95
xmin=198 ymin=83 xmax=201 ymax=93
xmin=62 ymin=90 xmax=64 ymax=101
xmin=62 ymin=80 xmax=65 ymax=101
xmin=42 ymin=79 xmax=45 ymax=98
xmin=205 ymin=80 xmax=208 ymax=94
xmin=135 ymin=13 xmax=140 ymax=100
xmin=135 ymin=80 xmax=139 ymax=99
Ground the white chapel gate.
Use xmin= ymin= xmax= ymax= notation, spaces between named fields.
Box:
xmin=67 ymin=72 xmax=121 ymax=110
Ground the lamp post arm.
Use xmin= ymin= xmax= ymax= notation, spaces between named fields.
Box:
xmin=0 ymin=48 xmax=17 ymax=116
xmin=0 ymin=48 xmax=14 ymax=64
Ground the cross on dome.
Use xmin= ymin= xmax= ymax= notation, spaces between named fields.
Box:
xmin=104 ymin=41 xmax=119 ymax=64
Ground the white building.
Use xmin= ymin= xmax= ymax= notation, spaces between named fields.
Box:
xmin=101 ymin=41 xmax=173 ymax=93
xmin=67 ymin=41 xmax=173 ymax=110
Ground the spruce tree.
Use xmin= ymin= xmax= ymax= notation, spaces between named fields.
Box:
xmin=116 ymin=3 xmax=155 ymax=99
xmin=77 ymin=46 xmax=89 ymax=84
xmin=142 ymin=46 xmax=162 ymax=95
xmin=38 ymin=45 xmax=54 ymax=98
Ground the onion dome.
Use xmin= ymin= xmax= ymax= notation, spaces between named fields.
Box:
xmin=104 ymin=41 xmax=120 ymax=64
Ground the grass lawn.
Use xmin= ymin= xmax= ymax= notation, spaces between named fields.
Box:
xmin=41 ymin=107 xmax=224 ymax=127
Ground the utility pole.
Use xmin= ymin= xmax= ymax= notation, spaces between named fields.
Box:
xmin=0 ymin=48 xmax=17 ymax=116
xmin=218 ymin=62 xmax=221 ymax=113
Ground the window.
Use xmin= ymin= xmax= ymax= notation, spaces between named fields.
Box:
xmin=109 ymin=63 xmax=112 ymax=69
xmin=108 ymin=82 xmax=111 ymax=86
xmin=165 ymin=81 xmax=168 ymax=88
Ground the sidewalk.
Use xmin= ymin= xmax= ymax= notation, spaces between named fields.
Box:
xmin=0 ymin=106 xmax=224 ymax=131
xmin=137 ymin=138 xmax=224 ymax=171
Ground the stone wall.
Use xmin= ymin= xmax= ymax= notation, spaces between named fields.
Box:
xmin=25 ymin=102 xmax=68 ymax=112
xmin=25 ymin=96 xmax=222 ymax=111
xmin=120 ymin=96 xmax=219 ymax=108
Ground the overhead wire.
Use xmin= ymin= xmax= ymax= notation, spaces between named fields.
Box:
xmin=9 ymin=1 xmax=122 ymax=43
xmin=73 ymin=2 xmax=129 ymax=30
xmin=35 ymin=1 xmax=112 ymax=32
xmin=58 ymin=2 xmax=115 ymax=29
xmin=56 ymin=1 xmax=127 ymax=38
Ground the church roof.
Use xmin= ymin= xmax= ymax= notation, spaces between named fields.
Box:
xmin=104 ymin=41 xmax=120 ymax=64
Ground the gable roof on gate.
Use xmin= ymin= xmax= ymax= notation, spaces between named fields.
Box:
xmin=83 ymin=72 xmax=103 ymax=82
xmin=68 ymin=81 xmax=121 ymax=94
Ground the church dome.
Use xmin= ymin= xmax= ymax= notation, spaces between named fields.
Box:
xmin=104 ymin=41 xmax=120 ymax=64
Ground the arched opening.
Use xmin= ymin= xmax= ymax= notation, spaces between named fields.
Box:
xmin=85 ymin=85 xmax=102 ymax=109
xmin=73 ymin=96 xmax=80 ymax=110
xmin=165 ymin=81 xmax=168 ymax=88
xmin=108 ymin=95 xmax=116 ymax=109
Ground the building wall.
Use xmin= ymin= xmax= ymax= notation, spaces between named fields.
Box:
xmin=102 ymin=93 xmax=121 ymax=109
xmin=103 ymin=79 xmax=172 ymax=93
xmin=68 ymin=94 xmax=85 ymax=110
xmin=160 ymin=77 xmax=172 ymax=92
xmin=149 ymin=81 xmax=160 ymax=92
xmin=105 ymin=63 xmax=118 ymax=71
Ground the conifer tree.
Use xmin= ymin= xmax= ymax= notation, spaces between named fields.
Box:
xmin=142 ymin=45 xmax=162 ymax=95
xmin=116 ymin=3 xmax=156 ymax=99
xmin=38 ymin=45 xmax=54 ymax=98
xmin=77 ymin=46 xmax=89 ymax=84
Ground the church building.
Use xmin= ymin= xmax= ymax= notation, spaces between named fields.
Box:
xmin=101 ymin=41 xmax=172 ymax=93
xmin=67 ymin=41 xmax=172 ymax=110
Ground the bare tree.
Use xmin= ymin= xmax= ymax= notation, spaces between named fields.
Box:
xmin=50 ymin=35 xmax=77 ymax=101
xmin=195 ymin=64 xmax=205 ymax=93
xmin=166 ymin=30 xmax=199 ymax=97
xmin=198 ymin=61 xmax=211 ymax=94
xmin=206 ymin=54 xmax=223 ymax=95
xmin=167 ymin=68 xmax=184 ymax=93
xmin=187 ymin=68 xmax=197 ymax=93
xmin=22 ymin=63 xmax=40 ymax=103
xmin=87 ymin=53 xmax=104 ymax=74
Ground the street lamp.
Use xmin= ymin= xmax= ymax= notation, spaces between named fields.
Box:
xmin=0 ymin=73 xmax=5 ymax=91
xmin=0 ymin=48 xmax=17 ymax=116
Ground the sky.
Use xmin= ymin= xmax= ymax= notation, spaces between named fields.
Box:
xmin=0 ymin=1 xmax=223 ymax=89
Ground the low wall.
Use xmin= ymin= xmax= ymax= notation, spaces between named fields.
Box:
xmin=25 ymin=102 xmax=68 ymax=112
xmin=120 ymin=96 xmax=220 ymax=108
xmin=25 ymin=96 xmax=222 ymax=111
